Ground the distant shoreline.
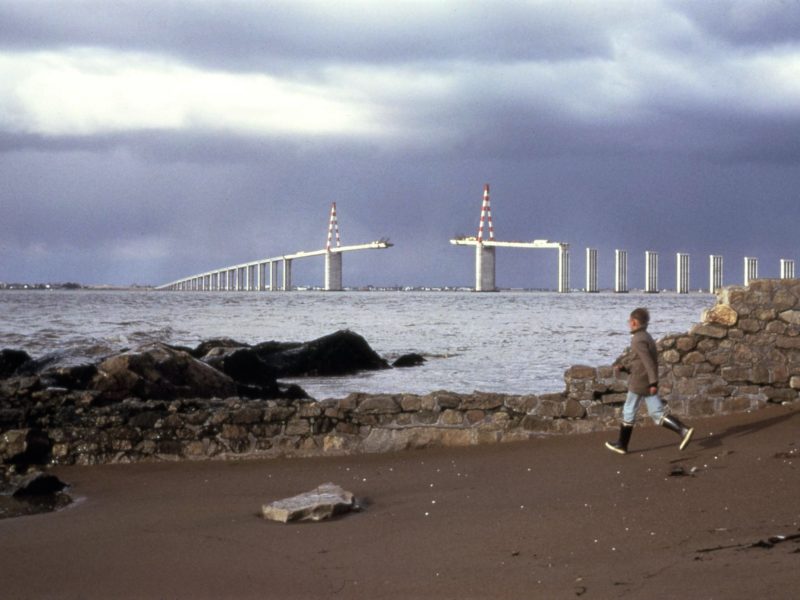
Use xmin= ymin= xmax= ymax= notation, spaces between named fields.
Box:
xmin=0 ymin=285 xmax=716 ymax=294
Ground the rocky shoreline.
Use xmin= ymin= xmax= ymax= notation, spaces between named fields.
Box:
xmin=3 ymin=279 xmax=800 ymax=518
xmin=0 ymin=329 xmax=418 ymax=516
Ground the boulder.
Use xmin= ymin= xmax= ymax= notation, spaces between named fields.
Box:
xmin=254 ymin=330 xmax=389 ymax=377
xmin=41 ymin=363 xmax=98 ymax=390
xmin=90 ymin=343 xmax=238 ymax=402
xmin=1 ymin=429 xmax=52 ymax=468
xmin=262 ymin=483 xmax=357 ymax=523
xmin=702 ymin=304 xmax=738 ymax=327
xmin=392 ymin=353 xmax=426 ymax=368
xmin=189 ymin=338 xmax=252 ymax=358
xmin=201 ymin=347 xmax=278 ymax=388
xmin=0 ymin=349 xmax=31 ymax=379
xmin=11 ymin=471 xmax=68 ymax=497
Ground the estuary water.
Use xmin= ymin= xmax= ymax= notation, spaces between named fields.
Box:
xmin=0 ymin=290 xmax=714 ymax=399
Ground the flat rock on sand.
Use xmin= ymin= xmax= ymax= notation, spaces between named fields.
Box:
xmin=262 ymin=483 xmax=356 ymax=523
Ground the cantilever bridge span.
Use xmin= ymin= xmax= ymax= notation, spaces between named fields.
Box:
xmin=156 ymin=203 xmax=392 ymax=292
xmin=450 ymin=184 xmax=570 ymax=292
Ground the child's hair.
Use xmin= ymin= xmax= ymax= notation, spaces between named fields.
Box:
xmin=630 ymin=307 xmax=650 ymax=326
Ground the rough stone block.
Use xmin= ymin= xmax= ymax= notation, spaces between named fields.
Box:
xmin=262 ymin=483 xmax=356 ymax=523
xmin=690 ymin=323 xmax=728 ymax=339
xmin=721 ymin=366 xmax=753 ymax=382
xmin=220 ymin=424 xmax=248 ymax=440
xmin=754 ymin=308 xmax=777 ymax=322
xmin=412 ymin=410 xmax=440 ymax=425
xmin=596 ymin=365 xmax=615 ymax=379
xmin=399 ymin=395 xmax=422 ymax=412
xmin=264 ymin=406 xmax=295 ymax=422
xmin=682 ymin=351 xmax=707 ymax=365
xmin=534 ymin=400 xmax=560 ymax=417
xmin=322 ymin=434 xmax=355 ymax=453
xmin=702 ymin=304 xmax=738 ymax=327
xmin=285 ymin=419 xmax=312 ymax=436
xmin=779 ymin=310 xmax=800 ymax=326
xmin=297 ymin=403 xmax=322 ymax=418
xmin=504 ymin=395 xmax=539 ymax=414
xmin=790 ymin=375 xmax=800 ymax=389
xmin=662 ymin=349 xmax=681 ymax=364
xmin=772 ymin=289 xmax=797 ymax=312
xmin=718 ymin=396 xmax=756 ymax=413
xmin=335 ymin=422 xmax=359 ymax=435
xmin=739 ymin=318 xmax=763 ymax=333
xmin=763 ymin=388 xmax=798 ymax=403
xmin=776 ymin=336 xmax=800 ymax=350
xmin=521 ymin=415 xmax=550 ymax=431
xmin=231 ymin=407 xmax=263 ymax=424
xmin=392 ymin=413 xmax=414 ymax=427
xmin=564 ymin=365 xmax=596 ymax=380
xmin=465 ymin=410 xmax=486 ymax=425
xmin=766 ymin=320 xmax=788 ymax=334
xmin=459 ymin=393 xmax=504 ymax=411
xmin=428 ymin=391 xmax=461 ymax=409
xmin=675 ymin=336 xmax=698 ymax=352
xmin=440 ymin=409 xmax=463 ymax=426
xmin=356 ymin=395 xmax=401 ymax=414
xmin=562 ymin=399 xmax=586 ymax=419
xmin=769 ymin=364 xmax=790 ymax=384
xmin=490 ymin=412 xmax=511 ymax=427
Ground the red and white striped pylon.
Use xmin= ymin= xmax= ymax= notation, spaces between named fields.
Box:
xmin=326 ymin=202 xmax=341 ymax=251
xmin=476 ymin=184 xmax=494 ymax=242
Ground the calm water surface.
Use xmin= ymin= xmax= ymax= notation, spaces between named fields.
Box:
xmin=0 ymin=290 xmax=714 ymax=398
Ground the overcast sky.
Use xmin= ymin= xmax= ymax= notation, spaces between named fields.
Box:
xmin=1 ymin=0 xmax=799 ymax=290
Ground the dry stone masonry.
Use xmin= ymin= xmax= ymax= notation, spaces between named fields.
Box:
xmin=2 ymin=280 xmax=799 ymax=467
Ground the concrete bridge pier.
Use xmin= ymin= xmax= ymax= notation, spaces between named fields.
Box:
xmin=558 ymin=244 xmax=570 ymax=293
xmin=325 ymin=252 xmax=343 ymax=291
xmin=676 ymin=253 xmax=690 ymax=294
xmin=709 ymin=255 xmax=723 ymax=293
xmin=269 ymin=262 xmax=278 ymax=291
xmin=614 ymin=249 xmax=628 ymax=293
xmin=585 ymin=248 xmax=598 ymax=293
xmin=781 ymin=259 xmax=795 ymax=280
xmin=645 ymin=251 xmax=659 ymax=293
xmin=475 ymin=245 xmax=496 ymax=292
xmin=744 ymin=257 xmax=758 ymax=287
xmin=282 ymin=259 xmax=293 ymax=291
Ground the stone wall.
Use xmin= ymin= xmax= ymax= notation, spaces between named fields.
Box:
xmin=3 ymin=279 xmax=799 ymax=466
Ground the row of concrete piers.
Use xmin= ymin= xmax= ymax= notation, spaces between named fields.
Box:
xmin=161 ymin=250 xmax=352 ymax=292
xmin=587 ymin=250 xmax=796 ymax=294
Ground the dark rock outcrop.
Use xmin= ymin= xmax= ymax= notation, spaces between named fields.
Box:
xmin=0 ymin=349 xmax=31 ymax=379
xmin=392 ymin=353 xmax=426 ymax=368
xmin=1 ymin=429 xmax=52 ymax=468
xmin=90 ymin=343 xmax=238 ymax=403
xmin=254 ymin=330 xmax=390 ymax=376
xmin=11 ymin=471 xmax=67 ymax=497
xmin=201 ymin=347 xmax=279 ymax=392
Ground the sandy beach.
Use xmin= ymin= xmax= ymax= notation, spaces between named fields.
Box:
xmin=1 ymin=404 xmax=798 ymax=599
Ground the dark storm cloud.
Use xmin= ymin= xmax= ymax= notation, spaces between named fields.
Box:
xmin=1 ymin=1 xmax=799 ymax=289
xmin=0 ymin=1 xmax=615 ymax=71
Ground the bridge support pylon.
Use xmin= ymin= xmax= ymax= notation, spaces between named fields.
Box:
xmin=325 ymin=252 xmax=343 ymax=291
xmin=282 ymin=259 xmax=292 ymax=291
xmin=475 ymin=245 xmax=496 ymax=292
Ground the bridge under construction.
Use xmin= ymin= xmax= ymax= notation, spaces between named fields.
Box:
xmin=450 ymin=184 xmax=570 ymax=292
xmin=156 ymin=203 xmax=392 ymax=291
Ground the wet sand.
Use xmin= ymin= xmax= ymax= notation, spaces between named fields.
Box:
xmin=1 ymin=404 xmax=798 ymax=599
